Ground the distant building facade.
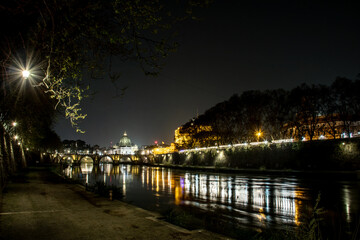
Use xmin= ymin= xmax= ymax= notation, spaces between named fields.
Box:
xmin=175 ymin=124 xmax=216 ymax=149
xmin=152 ymin=143 xmax=177 ymax=155
xmin=285 ymin=114 xmax=360 ymax=141
xmin=112 ymin=132 xmax=138 ymax=155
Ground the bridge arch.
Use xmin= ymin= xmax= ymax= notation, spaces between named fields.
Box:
xmin=52 ymin=155 xmax=61 ymax=163
xmin=99 ymin=155 xmax=113 ymax=163
xmin=61 ymin=155 xmax=74 ymax=164
xmin=120 ymin=156 xmax=132 ymax=162
xmin=80 ymin=156 xmax=94 ymax=163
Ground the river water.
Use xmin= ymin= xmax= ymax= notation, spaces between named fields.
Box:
xmin=63 ymin=163 xmax=360 ymax=238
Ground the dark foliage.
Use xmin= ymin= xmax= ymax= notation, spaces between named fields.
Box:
xmin=176 ymin=77 xmax=360 ymax=149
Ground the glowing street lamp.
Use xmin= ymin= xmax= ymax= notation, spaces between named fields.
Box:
xmin=12 ymin=121 xmax=17 ymax=127
xmin=22 ymin=70 xmax=30 ymax=79
xmin=14 ymin=135 xmax=18 ymax=140
xmin=256 ymin=130 xmax=262 ymax=142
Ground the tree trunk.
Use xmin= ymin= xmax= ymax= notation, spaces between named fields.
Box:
xmin=20 ymin=144 xmax=27 ymax=168
xmin=2 ymin=134 xmax=11 ymax=174
xmin=9 ymin=138 xmax=16 ymax=172
xmin=0 ymin=131 xmax=5 ymax=190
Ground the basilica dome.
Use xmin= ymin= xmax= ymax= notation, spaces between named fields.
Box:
xmin=119 ymin=132 xmax=132 ymax=147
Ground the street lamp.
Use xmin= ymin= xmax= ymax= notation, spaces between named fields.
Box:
xmin=22 ymin=70 xmax=30 ymax=79
xmin=256 ymin=130 xmax=262 ymax=142
xmin=12 ymin=121 xmax=17 ymax=127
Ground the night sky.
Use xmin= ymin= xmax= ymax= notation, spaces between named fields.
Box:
xmin=54 ymin=1 xmax=360 ymax=147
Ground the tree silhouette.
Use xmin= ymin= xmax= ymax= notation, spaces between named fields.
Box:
xmin=0 ymin=0 xmax=209 ymax=130
xmin=178 ymin=77 xmax=360 ymax=146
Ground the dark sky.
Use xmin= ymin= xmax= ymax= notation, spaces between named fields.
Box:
xmin=54 ymin=0 xmax=360 ymax=147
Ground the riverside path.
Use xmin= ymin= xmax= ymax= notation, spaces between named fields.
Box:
xmin=0 ymin=166 xmax=229 ymax=240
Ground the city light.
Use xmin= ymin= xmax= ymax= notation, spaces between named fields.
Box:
xmin=12 ymin=121 xmax=17 ymax=127
xmin=14 ymin=135 xmax=18 ymax=140
xmin=8 ymin=52 xmax=43 ymax=89
xmin=22 ymin=70 xmax=30 ymax=79
xmin=179 ymin=138 xmax=296 ymax=154
xmin=256 ymin=130 xmax=263 ymax=142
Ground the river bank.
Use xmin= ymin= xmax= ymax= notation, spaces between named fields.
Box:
xmin=0 ymin=166 xmax=229 ymax=240
xmin=143 ymin=138 xmax=360 ymax=172
xmin=62 ymin=162 xmax=360 ymax=240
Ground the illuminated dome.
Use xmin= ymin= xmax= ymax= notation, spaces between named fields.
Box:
xmin=119 ymin=132 xmax=132 ymax=147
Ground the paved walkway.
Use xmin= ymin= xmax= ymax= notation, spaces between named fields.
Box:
xmin=0 ymin=167 xmax=229 ymax=240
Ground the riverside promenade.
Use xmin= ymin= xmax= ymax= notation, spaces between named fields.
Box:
xmin=0 ymin=166 xmax=228 ymax=240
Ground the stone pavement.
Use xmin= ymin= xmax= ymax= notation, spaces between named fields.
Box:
xmin=0 ymin=167 xmax=229 ymax=240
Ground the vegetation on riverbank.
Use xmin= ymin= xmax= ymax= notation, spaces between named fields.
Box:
xmin=176 ymin=77 xmax=360 ymax=149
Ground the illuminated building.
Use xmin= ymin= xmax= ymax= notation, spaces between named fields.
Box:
xmin=285 ymin=114 xmax=360 ymax=141
xmin=153 ymin=143 xmax=177 ymax=155
xmin=175 ymin=124 xmax=216 ymax=149
xmin=112 ymin=132 xmax=138 ymax=155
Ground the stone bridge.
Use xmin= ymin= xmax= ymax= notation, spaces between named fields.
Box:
xmin=55 ymin=153 xmax=139 ymax=165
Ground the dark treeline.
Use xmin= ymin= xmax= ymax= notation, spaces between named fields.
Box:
xmin=177 ymin=77 xmax=360 ymax=149
xmin=0 ymin=81 xmax=63 ymax=190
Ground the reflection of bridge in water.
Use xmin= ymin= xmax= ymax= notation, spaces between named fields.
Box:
xmin=56 ymin=154 xmax=139 ymax=165
xmin=64 ymin=164 xmax=307 ymax=228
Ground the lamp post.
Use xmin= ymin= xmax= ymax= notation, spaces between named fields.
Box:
xmin=256 ymin=130 xmax=262 ymax=142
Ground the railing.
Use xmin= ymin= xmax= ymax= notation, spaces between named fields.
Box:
xmin=179 ymin=139 xmax=294 ymax=153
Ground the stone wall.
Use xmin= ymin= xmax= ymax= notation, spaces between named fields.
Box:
xmin=144 ymin=138 xmax=360 ymax=171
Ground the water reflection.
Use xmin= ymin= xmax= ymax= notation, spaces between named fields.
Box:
xmin=80 ymin=163 xmax=93 ymax=184
xmin=80 ymin=162 xmax=93 ymax=173
xmin=63 ymin=164 xmax=359 ymax=231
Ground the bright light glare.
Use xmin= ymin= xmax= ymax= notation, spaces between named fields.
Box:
xmin=8 ymin=51 xmax=43 ymax=90
xmin=22 ymin=70 xmax=30 ymax=78
xmin=12 ymin=121 xmax=17 ymax=127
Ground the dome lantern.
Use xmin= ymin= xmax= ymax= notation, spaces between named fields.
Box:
xmin=119 ymin=131 xmax=132 ymax=147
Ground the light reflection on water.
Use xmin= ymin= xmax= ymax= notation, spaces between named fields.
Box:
xmin=64 ymin=163 xmax=359 ymax=231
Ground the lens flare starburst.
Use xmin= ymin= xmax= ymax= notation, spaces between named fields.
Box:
xmin=7 ymin=50 xmax=44 ymax=93
xmin=22 ymin=70 xmax=30 ymax=78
